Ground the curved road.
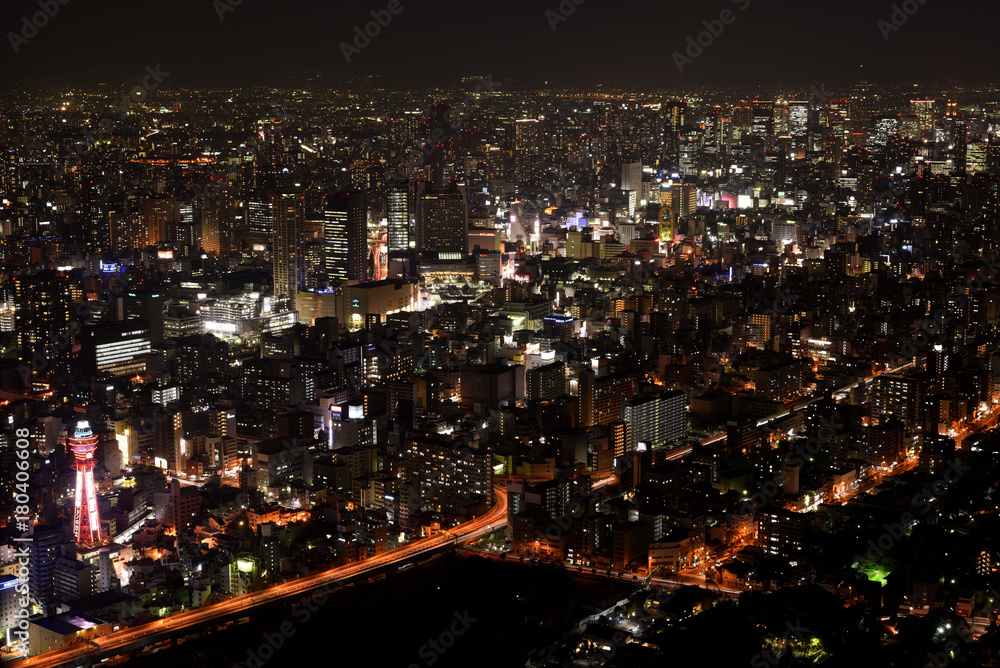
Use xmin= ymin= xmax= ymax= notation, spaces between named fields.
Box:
xmin=16 ymin=486 xmax=508 ymax=668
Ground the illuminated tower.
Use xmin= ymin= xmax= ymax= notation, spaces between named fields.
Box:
xmin=71 ymin=421 xmax=103 ymax=545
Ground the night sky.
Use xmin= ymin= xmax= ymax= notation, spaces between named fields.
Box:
xmin=0 ymin=0 xmax=995 ymax=89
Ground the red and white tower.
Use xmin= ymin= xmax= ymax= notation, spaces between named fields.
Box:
xmin=70 ymin=421 xmax=103 ymax=545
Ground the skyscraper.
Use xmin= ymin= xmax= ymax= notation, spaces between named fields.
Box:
xmin=387 ymin=180 xmax=411 ymax=253
xmin=417 ymin=184 xmax=467 ymax=258
xmin=201 ymin=189 xmax=237 ymax=256
xmin=910 ymin=99 xmax=936 ymax=140
xmin=324 ymin=190 xmax=368 ymax=283
xmin=14 ymin=270 xmax=73 ymax=380
xmin=787 ymin=100 xmax=809 ymax=138
xmin=271 ymin=192 xmax=306 ymax=300
xmin=621 ymin=161 xmax=642 ymax=217
xmin=71 ymin=421 xmax=103 ymax=546
xmin=752 ymin=100 xmax=775 ymax=138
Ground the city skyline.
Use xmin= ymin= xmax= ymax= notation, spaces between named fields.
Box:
xmin=4 ymin=1 xmax=1000 ymax=666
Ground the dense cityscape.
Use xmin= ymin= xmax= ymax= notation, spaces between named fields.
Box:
xmin=4 ymin=4 xmax=1000 ymax=664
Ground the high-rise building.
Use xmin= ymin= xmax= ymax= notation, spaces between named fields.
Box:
xmin=910 ymin=99 xmax=936 ymax=140
xmin=201 ymin=190 xmax=237 ymax=255
xmin=787 ymin=100 xmax=809 ymax=138
xmin=387 ymin=180 xmax=411 ymax=253
xmin=621 ymin=391 xmax=687 ymax=450
xmin=751 ymin=100 xmax=775 ymax=138
xmin=661 ymin=183 xmax=697 ymax=222
xmin=507 ymin=119 xmax=541 ymax=182
xmin=247 ymin=195 xmax=272 ymax=241
xmin=872 ymin=374 xmax=922 ymax=427
xmin=621 ymin=162 xmax=642 ymax=217
xmin=71 ymin=421 xmax=103 ymax=546
xmin=580 ymin=368 xmax=638 ymax=427
xmin=417 ymin=184 xmax=466 ymax=258
xmin=271 ymin=192 xmax=306 ymax=300
xmin=402 ymin=434 xmax=493 ymax=526
xmin=324 ymin=190 xmax=368 ymax=283
xmin=30 ymin=527 xmax=64 ymax=610
xmin=14 ymin=271 xmax=73 ymax=380
xmin=80 ymin=320 xmax=152 ymax=378
xmin=861 ymin=419 xmax=905 ymax=468
xmin=526 ymin=361 xmax=566 ymax=402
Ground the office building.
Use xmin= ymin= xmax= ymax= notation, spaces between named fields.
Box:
xmin=324 ymin=190 xmax=368 ymax=283
xmin=387 ymin=180 xmax=411 ymax=253
xmin=80 ymin=320 xmax=151 ymax=378
xmin=417 ymin=184 xmax=466 ymax=258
